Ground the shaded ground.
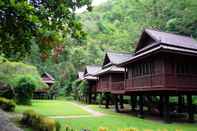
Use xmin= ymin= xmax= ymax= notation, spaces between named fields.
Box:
xmin=0 ymin=109 xmax=23 ymax=131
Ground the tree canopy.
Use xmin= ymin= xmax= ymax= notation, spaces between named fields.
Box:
xmin=0 ymin=0 xmax=91 ymax=60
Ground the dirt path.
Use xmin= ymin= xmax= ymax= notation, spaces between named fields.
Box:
xmin=49 ymin=101 xmax=105 ymax=119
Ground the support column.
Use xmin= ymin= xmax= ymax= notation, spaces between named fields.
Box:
xmin=105 ymin=93 xmax=110 ymax=109
xmin=131 ymin=95 xmax=137 ymax=111
xmin=119 ymin=95 xmax=124 ymax=109
xmin=138 ymin=95 xmax=144 ymax=118
xmin=114 ymin=95 xmax=119 ymax=112
xmin=159 ymin=95 xmax=164 ymax=117
xmin=178 ymin=95 xmax=184 ymax=113
xmin=88 ymin=92 xmax=92 ymax=104
xmin=163 ymin=95 xmax=170 ymax=123
xmin=187 ymin=95 xmax=194 ymax=123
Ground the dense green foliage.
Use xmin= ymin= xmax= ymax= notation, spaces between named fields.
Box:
xmin=15 ymin=77 xmax=36 ymax=105
xmin=76 ymin=0 xmax=197 ymax=67
xmin=0 ymin=97 xmax=16 ymax=112
xmin=21 ymin=109 xmax=61 ymax=131
xmin=0 ymin=0 xmax=91 ymax=60
xmin=0 ymin=56 xmax=47 ymax=88
xmin=1 ymin=0 xmax=196 ymax=97
xmin=72 ymin=80 xmax=89 ymax=102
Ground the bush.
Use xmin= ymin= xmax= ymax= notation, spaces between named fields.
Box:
xmin=98 ymin=127 xmax=109 ymax=131
xmin=15 ymin=77 xmax=36 ymax=105
xmin=21 ymin=110 xmax=60 ymax=131
xmin=0 ymin=82 xmax=15 ymax=99
xmin=0 ymin=97 xmax=16 ymax=112
xmin=15 ymin=76 xmax=36 ymax=105
xmin=0 ymin=56 xmax=47 ymax=89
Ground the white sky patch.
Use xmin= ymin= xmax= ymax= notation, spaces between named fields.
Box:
xmin=75 ymin=0 xmax=108 ymax=14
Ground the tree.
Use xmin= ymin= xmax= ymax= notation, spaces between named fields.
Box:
xmin=0 ymin=0 xmax=92 ymax=60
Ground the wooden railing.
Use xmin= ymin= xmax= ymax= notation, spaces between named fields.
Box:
xmin=125 ymin=73 xmax=164 ymax=90
xmin=176 ymin=74 xmax=197 ymax=88
xmin=111 ymin=81 xmax=124 ymax=91
xmin=100 ymin=81 xmax=110 ymax=91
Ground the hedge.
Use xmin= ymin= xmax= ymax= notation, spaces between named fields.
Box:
xmin=0 ymin=97 xmax=16 ymax=112
xmin=21 ymin=110 xmax=60 ymax=131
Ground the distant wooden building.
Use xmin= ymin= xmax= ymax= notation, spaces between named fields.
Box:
xmin=95 ymin=52 xmax=132 ymax=93
xmin=83 ymin=65 xmax=101 ymax=104
xmin=42 ymin=72 xmax=55 ymax=87
xmin=34 ymin=72 xmax=55 ymax=99
xmin=119 ymin=29 xmax=197 ymax=122
xmin=77 ymin=71 xmax=85 ymax=81
xmin=95 ymin=52 xmax=132 ymax=108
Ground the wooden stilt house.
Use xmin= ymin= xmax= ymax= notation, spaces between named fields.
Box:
xmin=95 ymin=52 xmax=133 ymax=94
xmin=119 ymin=29 xmax=197 ymax=122
xmin=83 ymin=65 xmax=101 ymax=104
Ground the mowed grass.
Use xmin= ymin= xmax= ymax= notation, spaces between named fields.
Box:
xmin=16 ymin=100 xmax=89 ymax=116
xmin=16 ymin=100 xmax=197 ymax=131
xmin=57 ymin=105 xmax=197 ymax=131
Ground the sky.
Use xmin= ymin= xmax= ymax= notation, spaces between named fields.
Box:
xmin=75 ymin=0 xmax=108 ymax=13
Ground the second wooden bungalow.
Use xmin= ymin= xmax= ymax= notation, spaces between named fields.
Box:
xmin=83 ymin=65 xmax=101 ymax=104
xmin=94 ymin=52 xmax=133 ymax=108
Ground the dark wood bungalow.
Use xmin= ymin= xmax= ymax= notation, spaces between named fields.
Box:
xmin=42 ymin=72 xmax=55 ymax=87
xmin=83 ymin=65 xmax=101 ymax=104
xmin=94 ymin=52 xmax=132 ymax=108
xmin=77 ymin=71 xmax=85 ymax=81
xmin=119 ymin=29 xmax=197 ymax=122
xmin=95 ymin=52 xmax=133 ymax=94
xmin=34 ymin=72 xmax=55 ymax=99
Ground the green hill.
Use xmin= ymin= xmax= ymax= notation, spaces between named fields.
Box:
xmin=75 ymin=0 xmax=197 ymax=66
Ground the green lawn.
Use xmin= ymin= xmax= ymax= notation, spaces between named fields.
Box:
xmin=16 ymin=100 xmax=197 ymax=131
xmin=16 ymin=100 xmax=89 ymax=116
xmin=58 ymin=105 xmax=197 ymax=131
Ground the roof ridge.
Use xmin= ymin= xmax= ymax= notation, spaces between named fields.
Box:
xmin=87 ymin=65 xmax=102 ymax=67
xmin=145 ymin=28 xmax=196 ymax=40
xmin=107 ymin=51 xmax=133 ymax=55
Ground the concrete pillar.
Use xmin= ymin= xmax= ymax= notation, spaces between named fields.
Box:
xmin=178 ymin=95 xmax=184 ymax=113
xmin=163 ymin=95 xmax=170 ymax=123
xmin=159 ymin=95 xmax=164 ymax=117
xmin=138 ymin=95 xmax=144 ymax=118
xmin=105 ymin=93 xmax=110 ymax=109
xmin=187 ymin=95 xmax=194 ymax=123
xmin=131 ymin=95 xmax=137 ymax=111
xmin=114 ymin=95 xmax=119 ymax=112
xmin=119 ymin=95 xmax=124 ymax=109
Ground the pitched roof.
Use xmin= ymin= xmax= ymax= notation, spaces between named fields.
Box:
xmin=94 ymin=65 xmax=125 ymax=76
xmin=84 ymin=75 xmax=98 ymax=80
xmin=120 ymin=29 xmax=197 ymax=66
xmin=77 ymin=71 xmax=84 ymax=80
xmin=42 ymin=72 xmax=55 ymax=84
xmin=84 ymin=65 xmax=102 ymax=76
xmin=103 ymin=52 xmax=133 ymax=67
xmin=136 ymin=29 xmax=197 ymax=53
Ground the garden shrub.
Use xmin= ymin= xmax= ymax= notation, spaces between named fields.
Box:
xmin=0 ymin=82 xmax=15 ymax=99
xmin=118 ymin=128 xmax=138 ymax=131
xmin=72 ymin=80 xmax=82 ymax=100
xmin=15 ymin=76 xmax=36 ymax=105
xmin=0 ymin=97 xmax=16 ymax=112
xmin=98 ymin=127 xmax=109 ymax=131
xmin=65 ymin=125 xmax=75 ymax=131
xmin=0 ymin=55 xmax=48 ymax=90
xmin=21 ymin=110 xmax=60 ymax=131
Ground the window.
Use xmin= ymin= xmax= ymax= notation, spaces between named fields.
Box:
xmin=132 ymin=62 xmax=154 ymax=77
xmin=176 ymin=63 xmax=197 ymax=74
